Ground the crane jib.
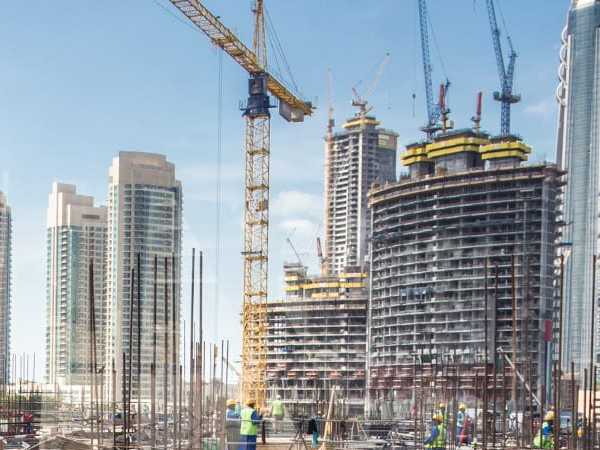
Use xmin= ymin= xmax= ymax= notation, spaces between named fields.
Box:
xmin=170 ymin=0 xmax=313 ymax=118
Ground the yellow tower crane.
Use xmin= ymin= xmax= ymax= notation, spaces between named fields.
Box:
xmin=169 ymin=0 xmax=313 ymax=407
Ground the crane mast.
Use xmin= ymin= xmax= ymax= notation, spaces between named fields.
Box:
xmin=169 ymin=0 xmax=313 ymax=408
xmin=485 ymin=0 xmax=520 ymax=137
xmin=417 ymin=0 xmax=436 ymax=132
xmin=417 ymin=0 xmax=450 ymax=137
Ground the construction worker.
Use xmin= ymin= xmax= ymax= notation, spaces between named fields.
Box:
xmin=533 ymin=410 xmax=555 ymax=449
xmin=270 ymin=395 xmax=285 ymax=433
xmin=438 ymin=403 xmax=447 ymax=422
xmin=225 ymin=399 xmax=240 ymax=450
xmin=424 ymin=414 xmax=447 ymax=450
xmin=240 ymin=399 xmax=262 ymax=450
xmin=456 ymin=404 xmax=469 ymax=446
xmin=307 ymin=411 xmax=322 ymax=449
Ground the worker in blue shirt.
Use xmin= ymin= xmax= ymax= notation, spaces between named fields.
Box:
xmin=424 ymin=414 xmax=446 ymax=450
xmin=226 ymin=399 xmax=241 ymax=450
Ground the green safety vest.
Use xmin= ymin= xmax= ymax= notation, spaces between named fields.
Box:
xmin=271 ymin=400 xmax=284 ymax=417
xmin=426 ymin=424 xmax=446 ymax=449
xmin=240 ymin=407 xmax=258 ymax=436
xmin=533 ymin=422 xmax=553 ymax=449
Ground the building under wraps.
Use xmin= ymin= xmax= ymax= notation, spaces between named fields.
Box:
xmin=366 ymin=129 xmax=564 ymax=417
xmin=266 ymin=264 xmax=367 ymax=416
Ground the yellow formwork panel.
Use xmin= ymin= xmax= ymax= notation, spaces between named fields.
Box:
xmin=302 ymin=282 xmax=340 ymax=290
xmin=480 ymin=141 xmax=531 ymax=160
xmin=426 ymin=136 xmax=488 ymax=153
xmin=339 ymin=272 xmax=368 ymax=279
xmin=342 ymin=117 xmax=381 ymax=129
xmin=340 ymin=282 xmax=366 ymax=288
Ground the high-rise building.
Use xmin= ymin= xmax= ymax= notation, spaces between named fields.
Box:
xmin=556 ymin=0 xmax=600 ymax=371
xmin=266 ymin=263 xmax=368 ymax=416
xmin=0 ymin=192 xmax=10 ymax=384
xmin=323 ymin=113 xmax=398 ymax=275
xmin=367 ymin=130 xmax=563 ymax=416
xmin=46 ymin=183 xmax=107 ymax=387
xmin=105 ymin=152 xmax=182 ymax=401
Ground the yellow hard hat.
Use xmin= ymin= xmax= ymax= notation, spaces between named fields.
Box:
xmin=433 ymin=414 xmax=443 ymax=422
xmin=544 ymin=410 xmax=555 ymax=421
xmin=246 ymin=398 xmax=256 ymax=407
xmin=459 ymin=403 xmax=466 ymax=411
xmin=439 ymin=402 xmax=446 ymax=409
xmin=226 ymin=399 xmax=236 ymax=407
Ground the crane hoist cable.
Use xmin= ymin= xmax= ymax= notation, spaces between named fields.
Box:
xmin=214 ymin=48 xmax=223 ymax=342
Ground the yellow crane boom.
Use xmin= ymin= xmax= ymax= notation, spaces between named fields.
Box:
xmin=170 ymin=0 xmax=312 ymax=118
xmin=169 ymin=0 xmax=313 ymax=408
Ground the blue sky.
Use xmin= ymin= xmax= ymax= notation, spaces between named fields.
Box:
xmin=0 ymin=0 xmax=568 ymax=378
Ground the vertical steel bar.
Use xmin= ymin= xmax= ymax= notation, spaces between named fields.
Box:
xmin=172 ymin=254 xmax=178 ymax=448
xmin=483 ymin=257 xmax=488 ymax=450
xmin=164 ymin=257 xmax=169 ymax=450
xmin=511 ymin=254 xmax=517 ymax=408
xmin=112 ymin=359 xmax=116 ymax=450
xmin=152 ymin=255 xmax=158 ymax=450
xmin=571 ymin=361 xmax=579 ymax=450
xmin=557 ymin=254 xmax=565 ymax=450
xmin=189 ymin=249 xmax=195 ymax=449
xmin=137 ymin=253 xmax=142 ymax=444
xmin=128 ymin=268 xmax=135 ymax=442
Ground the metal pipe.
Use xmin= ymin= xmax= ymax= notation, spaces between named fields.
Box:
xmin=585 ymin=368 xmax=588 ymax=450
xmin=199 ymin=251 xmax=204 ymax=445
xmin=152 ymin=254 xmax=158 ymax=450
xmin=571 ymin=361 xmax=579 ymax=450
xmin=590 ymin=255 xmax=597 ymax=450
xmin=122 ymin=352 xmax=128 ymax=447
xmin=164 ymin=257 xmax=169 ymax=450
xmin=172 ymin=254 xmax=178 ymax=448
xmin=112 ymin=358 xmax=116 ymax=450
xmin=137 ymin=253 xmax=142 ymax=444
xmin=189 ymin=249 xmax=195 ymax=449
xmin=179 ymin=364 xmax=183 ymax=450
xmin=88 ymin=262 xmax=95 ymax=449
xmin=511 ymin=254 xmax=517 ymax=408
xmin=557 ymin=253 xmax=565 ymax=450
xmin=483 ymin=257 xmax=489 ymax=450
xmin=127 ymin=267 xmax=135 ymax=443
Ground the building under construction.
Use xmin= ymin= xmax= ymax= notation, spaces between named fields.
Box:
xmin=323 ymin=113 xmax=398 ymax=275
xmin=367 ymin=129 xmax=564 ymax=417
xmin=266 ymin=263 xmax=367 ymax=416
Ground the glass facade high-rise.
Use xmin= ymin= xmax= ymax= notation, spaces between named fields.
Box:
xmin=0 ymin=192 xmax=10 ymax=385
xmin=105 ymin=152 xmax=182 ymax=402
xmin=46 ymin=183 xmax=107 ymax=387
xmin=556 ymin=0 xmax=600 ymax=371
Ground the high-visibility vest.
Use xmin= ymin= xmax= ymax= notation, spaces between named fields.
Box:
xmin=533 ymin=422 xmax=553 ymax=448
xmin=240 ymin=407 xmax=258 ymax=436
xmin=426 ymin=424 xmax=446 ymax=448
xmin=271 ymin=400 xmax=284 ymax=417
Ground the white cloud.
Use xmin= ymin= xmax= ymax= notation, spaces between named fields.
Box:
xmin=524 ymin=99 xmax=554 ymax=117
xmin=278 ymin=218 xmax=317 ymax=237
xmin=272 ymin=190 xmax=322 ymax=221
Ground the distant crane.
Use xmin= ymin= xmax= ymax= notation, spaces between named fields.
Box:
xmin=351 ymin=52 xmax=391 ymax=117
xmin=484 ymin=0 xmax=520 ymax=137
xmin=417 ymin=0 xmax=450 ymax=137
xmin=316 ymin=237 xmax=328 ymax=276
xmin=286 ymin=237 xmax=304 ymax=267
xmin=471 ymin=91 xmax=483 ymax=132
